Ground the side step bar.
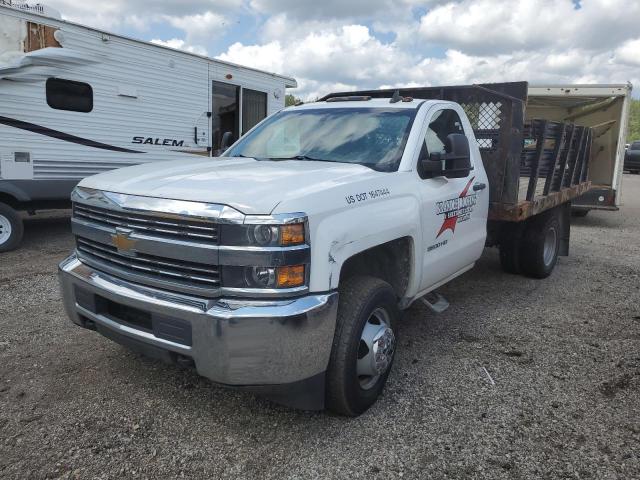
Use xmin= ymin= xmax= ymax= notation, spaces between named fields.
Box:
xmin=420 ymin=292 xmax=449 ymax=314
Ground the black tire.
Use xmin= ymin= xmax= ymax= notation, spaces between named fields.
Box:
xmin=572 ymin=209 xmax=589 ymax=218
xmin=0 ymin=203 xmax=23 ymax=253
xmin=519 ymin=210 xmax=561 ymax=279
xmin=498 ymin=222 xmax=523 ymax=274
xmin=326 ymin=276 xmax=399 ymax=416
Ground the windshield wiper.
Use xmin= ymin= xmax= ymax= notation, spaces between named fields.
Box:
xmin=244 ymin=154 xmax=380 ymax=170
xmin=229 ymin=154 xmax=273 ymax=161
xmin=266 ymin=154 xmax=341 ymax=163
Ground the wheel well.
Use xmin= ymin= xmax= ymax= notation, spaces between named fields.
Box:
xmin=0 ymin=193 xmax=19 ymax=209
xmin=339 ymin=237 xmax=413 ymax=299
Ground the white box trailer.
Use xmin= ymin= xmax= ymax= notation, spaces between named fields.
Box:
xmin=0 ymin=3 xmax=296 ymax=251
xmin=526 ymin=84 xmax=632 ymax=214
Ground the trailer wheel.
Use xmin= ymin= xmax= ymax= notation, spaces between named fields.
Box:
xmin=520 ymin=210 xmax=560 ymax=279
xmin=326 ymin=276 xmax=399 ymax=416
xmin=0 ymin=203 xmax=23 ymax=253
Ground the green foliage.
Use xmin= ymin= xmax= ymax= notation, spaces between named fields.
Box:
xmin=628 ymin=98 xmax=640 ymax=142
xmin=285 ymin=94 xmax=301 ymax=107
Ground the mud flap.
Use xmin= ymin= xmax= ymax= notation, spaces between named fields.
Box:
xmin=559 ymin=202 xmax=571 ymax=257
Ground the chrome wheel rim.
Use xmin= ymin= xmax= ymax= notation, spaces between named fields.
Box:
xmin=543 ymin=226 xmax=557 ymax=267
xmin=0 ymin=215 xmax=11 ymax=245
xmin=357 ymin=307 xmax=395 ymax=390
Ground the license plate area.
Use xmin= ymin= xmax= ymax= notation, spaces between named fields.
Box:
xmin=74 ymin=286 xmax=193 ymax=347
xmin=99 ymin=298 xmax=152 ymax=332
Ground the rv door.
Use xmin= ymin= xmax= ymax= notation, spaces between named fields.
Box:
xmin=211 ymin=80 xmax=239 ymax=156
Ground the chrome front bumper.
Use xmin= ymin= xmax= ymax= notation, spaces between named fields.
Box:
xmin=59 ymin=254 xmax=338 ymax=391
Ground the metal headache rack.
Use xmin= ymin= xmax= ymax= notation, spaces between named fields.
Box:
xmin=521 ymin=120 xmax=592 ymax=202
xmin=321 ymin=82 xmax=593 ymax=221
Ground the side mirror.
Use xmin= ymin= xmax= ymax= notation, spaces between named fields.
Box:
xmin=420 ymin=152 xmax=445 ymax=177
xmin=420 ymin=134 xmax=472 ymax=179
xmin=442 ymin=133 xmax=472 ymax=178
xmin=220 ymin=131 xmax=234 ymax=150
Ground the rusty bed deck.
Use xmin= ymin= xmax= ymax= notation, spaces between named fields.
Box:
xmin=489 ymin=181 xmax=591 ymax=221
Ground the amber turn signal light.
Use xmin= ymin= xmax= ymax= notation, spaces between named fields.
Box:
xmin=280 ymin=223 xmax=305 ymax=245
xmin=276 ymin=265 xmax=305 ymax=288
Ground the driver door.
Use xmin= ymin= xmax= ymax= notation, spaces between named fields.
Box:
xmin=416 ymin=105 xmax=488 ymax=292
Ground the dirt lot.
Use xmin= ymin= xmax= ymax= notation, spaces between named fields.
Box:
xmin=1 ymin=175 xmax=639 ymax=480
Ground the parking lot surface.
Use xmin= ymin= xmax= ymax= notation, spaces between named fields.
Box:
xmin=1 ymin=175 xmax=639 ymax=479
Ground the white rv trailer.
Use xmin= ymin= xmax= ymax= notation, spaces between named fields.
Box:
xmin=0 ymin=2 xmax=296 ymax=251
xmin=526 ymin=84 xmax=632 ymax=214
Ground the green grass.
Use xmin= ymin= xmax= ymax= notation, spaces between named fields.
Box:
xmin=628 ymin=99 xmax=640 ymax=143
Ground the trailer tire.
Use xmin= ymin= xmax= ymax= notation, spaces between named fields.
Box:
xmin=326 ymin=276 xmax=399 ymax=416
xmin=520 ymin=211 xmax=560 ymax=279
xmin=0 ymin=203 xmax=23 ymax=253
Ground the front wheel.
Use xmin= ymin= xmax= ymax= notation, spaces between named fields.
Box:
xmin=0 ymin=203 xmax=24 ymax=253
xmin=326 ymin=276 xmax=399 ymax=416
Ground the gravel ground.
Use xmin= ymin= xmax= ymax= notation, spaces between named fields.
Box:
xmin=1 ymin=175 xmax=639 ymax=480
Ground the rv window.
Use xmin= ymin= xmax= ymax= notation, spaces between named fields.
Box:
xmin=242 ymin=89 xmax=267 ymax=134
xmin=46 ymin=78 xmax=93 ymax=113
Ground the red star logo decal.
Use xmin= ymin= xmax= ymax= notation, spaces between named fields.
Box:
xmin=436 ymin=177 xmax=475 ymax=238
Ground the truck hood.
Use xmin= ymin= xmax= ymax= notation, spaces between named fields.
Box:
xmin=79 ymin=157 xmax=380 ymax=215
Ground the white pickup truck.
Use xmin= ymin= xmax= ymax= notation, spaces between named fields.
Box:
xmin=59 ymin=82 xmax=601 ymax=415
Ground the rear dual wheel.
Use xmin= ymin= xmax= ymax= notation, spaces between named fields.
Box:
xmin=326 ymin=276 xmax=399 ymax=416
xmin=499 ymin=209 xmax=561 ymax=279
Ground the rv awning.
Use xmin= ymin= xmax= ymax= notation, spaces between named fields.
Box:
xmin=0 ymin=47 xmax=102 ymax=81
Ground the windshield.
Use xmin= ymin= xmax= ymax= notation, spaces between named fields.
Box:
xmin=225 ymin=107 xmax=417 ymax=172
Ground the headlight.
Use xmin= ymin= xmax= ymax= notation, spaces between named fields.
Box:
xmin=220 ymin=222 xmax=306 ymax=247
xmin=251 ymin=225 xmax=279 ymax=246
xmin=246 ymin=266 xmax=276 ymax=287
xmin=222 ymin=265 xmax=306 ymax=289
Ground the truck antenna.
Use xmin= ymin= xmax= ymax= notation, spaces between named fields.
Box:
xmin=390 ymin=90 xmax=402 ymax=104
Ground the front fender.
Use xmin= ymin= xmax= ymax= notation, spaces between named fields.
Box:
xmin=309 ymin=195 xmax=422 ymax=293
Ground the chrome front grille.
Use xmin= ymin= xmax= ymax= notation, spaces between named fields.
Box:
xmin=76 ymin=237 xmax=220 ymax=293
xmin=70 ymin=188 xmax=310 ymax=299
xmin=74 ymin=203 xmax=218 ymax=244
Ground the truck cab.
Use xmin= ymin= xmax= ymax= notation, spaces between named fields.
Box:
xmin=61 ymin=84 xmax=586 ymax=415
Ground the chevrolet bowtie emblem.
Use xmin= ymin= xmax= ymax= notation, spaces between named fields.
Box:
xmin=111 ymin=227 xmax=137 ymax=255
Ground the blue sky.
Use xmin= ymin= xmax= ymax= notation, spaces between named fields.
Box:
xmin=45 ymin=0 xmax=640 ymax=99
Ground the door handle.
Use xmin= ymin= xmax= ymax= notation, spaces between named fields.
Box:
xmin=473 ymin=182 xmax=486 ymax=191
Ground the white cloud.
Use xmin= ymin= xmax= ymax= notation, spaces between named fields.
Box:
xmin=615 ymin=38 xmax=640 ymax=67
xmin=218 ymin=24 xmax=416 ymax=98
xmin=163 ymin=11 xmax=228 ymax=45
xmin=249 ymin=0 xmax=429 ymax=21
xmin=419 ymin=0 xmax=640 ymax=55
xmin=150 ymin=38 xmax=208 ymax=56
xmin=46 ymin=0 xmax=241 ymax=30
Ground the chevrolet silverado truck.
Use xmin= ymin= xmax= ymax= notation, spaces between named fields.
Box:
xmin=59 ymin=82 xmax=600 ymax=416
